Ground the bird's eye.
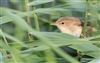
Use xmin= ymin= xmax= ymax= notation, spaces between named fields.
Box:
xmin=78 ymin=24 xmax=83 ymax=27
xmin=77 ymin=24 xmax=81 ymax=26
xmin=61 ymin=22 xmax=64 ymax=24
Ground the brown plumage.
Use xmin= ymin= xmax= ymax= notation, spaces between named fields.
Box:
xmin=51 ymin=17 xmax=95 ymax=37
xmin=52 ymin=17 xmax=83 ymax=37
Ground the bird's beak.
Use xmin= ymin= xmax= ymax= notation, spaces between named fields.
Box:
xmin=50 ymin=22 xmax=56 ymax=26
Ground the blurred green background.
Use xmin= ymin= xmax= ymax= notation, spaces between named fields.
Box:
xmin=0 ymin=0 xmax=100 ymax=63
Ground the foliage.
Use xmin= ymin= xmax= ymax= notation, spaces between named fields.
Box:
xmin=0 ymin=0 xmax=100 ymax=63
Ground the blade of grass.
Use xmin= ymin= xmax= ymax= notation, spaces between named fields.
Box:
xmin=28 ymin=0 xmax=54 ymax=6
xmin=0 ymin=29 xmax=27 ymax=47
xmin=86 ymin=35 xmax=100 ymax=40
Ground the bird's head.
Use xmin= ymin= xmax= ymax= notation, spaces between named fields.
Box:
xmin=51 ymin=17 xmax=83 ymax=37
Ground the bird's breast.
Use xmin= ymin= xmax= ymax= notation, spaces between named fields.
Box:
xmin=58 ymin=26 xmax=82 ymax=37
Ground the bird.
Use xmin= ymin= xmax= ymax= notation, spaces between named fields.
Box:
xmin=51 ymin=16 xmax=95 ymax=37
xmin=51 ymin=16 xmax=94 ymax=62
xmin=51 ymin=17 xmax=83 ymax=37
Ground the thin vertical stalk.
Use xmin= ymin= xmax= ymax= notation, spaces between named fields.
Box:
xmin=82 ymin=0 xmax=89 ymax=37
xmin=25 ymin=0 xmax=40 ymax=42
xmin=32 ymin=11 xmax=40 ymax=31
xmin=26 ymin=0 xmax=40 ymax=31
xmin=25 ymin=0 xmax=35 ymax=41
xmin=25 ymin=0 xmax=31 ymax=25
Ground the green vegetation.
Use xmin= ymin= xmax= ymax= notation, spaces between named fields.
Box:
xmin=0 ymin=0 xmax=100 ymax=63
